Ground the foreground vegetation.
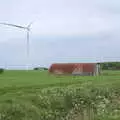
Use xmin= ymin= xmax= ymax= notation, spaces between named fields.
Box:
xmin=0 ymin=70 xmax=120 ymax=120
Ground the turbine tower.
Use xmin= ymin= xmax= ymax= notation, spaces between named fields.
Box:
xmin=0 ymin=22 xmax=33 ymax=70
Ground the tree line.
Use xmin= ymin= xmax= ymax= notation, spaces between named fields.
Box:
xmin=100 ymin=62 xmax=120 ymax=70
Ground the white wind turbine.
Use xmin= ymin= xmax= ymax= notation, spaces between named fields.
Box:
xmin=0 ymin=22 xmax=33 ymax=70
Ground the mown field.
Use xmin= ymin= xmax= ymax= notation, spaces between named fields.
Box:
xmin=0 ymin=70 xmax=120 ymax=120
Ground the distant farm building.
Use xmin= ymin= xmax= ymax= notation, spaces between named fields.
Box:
xmin=49 ymin=63 xmax=101 ymax=76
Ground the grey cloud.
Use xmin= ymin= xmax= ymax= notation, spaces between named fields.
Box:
xmin=0 ymin=0 xmax=120 ymax=68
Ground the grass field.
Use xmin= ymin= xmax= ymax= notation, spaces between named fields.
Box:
xmin=0 ymin=70 xmax=120 ymax=120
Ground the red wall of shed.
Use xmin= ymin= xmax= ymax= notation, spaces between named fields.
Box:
xmin=49 ymin=63 xmax=96 ymax=74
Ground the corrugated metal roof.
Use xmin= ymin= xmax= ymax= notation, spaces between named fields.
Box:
xmin=49 ymin=63 xmax=96 ymax=74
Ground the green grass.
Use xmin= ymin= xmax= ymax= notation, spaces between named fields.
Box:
xmin=0 ymin=70 xmax=119 ymax=88
xmin=0 ymin=70 xmax=120 ymax=120
xmin=0 ymin=70 xmax=101 ymax=89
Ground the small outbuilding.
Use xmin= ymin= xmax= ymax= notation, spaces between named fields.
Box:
xmin=49 ymin=63 xmax=101 ymax=76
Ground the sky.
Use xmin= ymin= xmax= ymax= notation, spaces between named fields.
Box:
xmin=0 ymin=0 xmax=120 ymax=69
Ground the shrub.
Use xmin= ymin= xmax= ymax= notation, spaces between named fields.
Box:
xmin=34 ymin=67 xmax=48 ymax=71
xmin=34 ymin=67 xmax=39 ymax=70
xmin=0 ymin=68 xmax=4 ymax=74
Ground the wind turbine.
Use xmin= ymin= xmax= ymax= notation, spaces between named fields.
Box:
xmin=0 ymin=22 xmax=33 ymax=70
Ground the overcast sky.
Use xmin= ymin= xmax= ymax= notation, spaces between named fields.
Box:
xmin=0 ymin=0 xmax=120 ymax=69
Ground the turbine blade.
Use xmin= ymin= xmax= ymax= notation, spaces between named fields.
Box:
xmin=0 ymin=22 xmax=27 ymax=29
xmin=27 ymin=21 xmax=34 ymax=28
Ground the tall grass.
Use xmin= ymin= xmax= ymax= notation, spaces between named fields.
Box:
xmin=0 ymin=70 xmax=119 ymax=120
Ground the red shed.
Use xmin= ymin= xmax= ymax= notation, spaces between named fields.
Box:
xmin=49 ymin=63 xmax=100 ymax=76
